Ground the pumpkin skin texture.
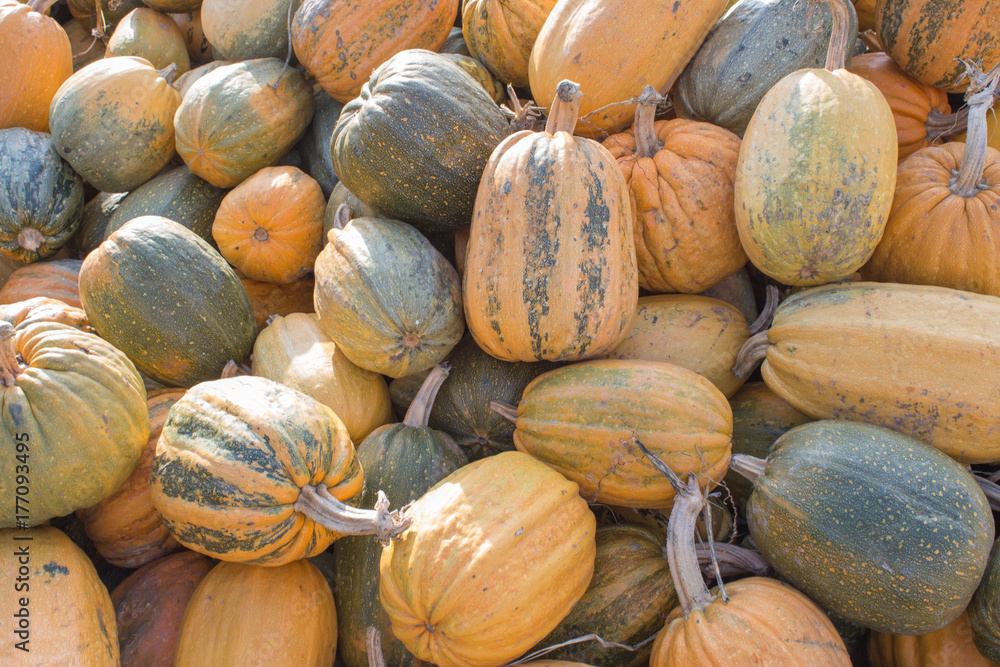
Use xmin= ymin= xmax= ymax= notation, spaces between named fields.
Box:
xmin=0 ymin=0 xmax=73 ymax=133
xmin=674 ymin=0 xmax=858 ymax=138
xmin=298 ymin=89 xmax=344 ymax=198
xmin=440 ymin=26 xmax=471 ymax=56
xmin=605 ymin=295 xmax=749 ymax=398
xmin=0 ymin=127 xmax=84 ymax=263
xmin=292 ymin=0 xmax=459 ymax=104
xmin=77 ymin=389 xmax=186 ymax=569
xmin=240 ymin=275 xmax=315 ymax=330
xmin=0 ymin=321 xmax=150 ymax=528
xmin=461 ymin=0 xmax=557 ymax=87
xmin=510 ymin=360 xmax=732 ymax=508
xmin=740 ymin=420 xmax=995 ymax=635
xmin=201 ymin=0 xmax=301 ymax=61
xmin=173 ymin=59 xmax=229 ymax=99
xmin=146 ymin=0 xmax=202 ymax=11
xmin=171 ymin=11 xmax=213 ymax=63
xmin=868 ymin=609 xmax=996 ymax=667
xmin=0 ymin=526 xmax=119 ymax=665
xmin=745 ymin=282 xmax=1000 ymax=463
xmin=212 ymin=166 xmax=325 ymax=284
xmin=850 ymin=52 xmax=952 ymax=161
xmin=314 ymin=215 xmax=465 ymax=378
xmin=174 ymin=559 xmax=337 ymax=667
xmin=853 ymin=0 xmax=876 ymax=30
xmin=324 ymin=183 xmax=380 ymax=240
xmin=69 ymin=0 xmax=145 ymax=37
xmin=379 ymin=451 xmax=596 ymax=667
xmin=699 ymin=265 xmax=758 ymax=324
xmin=331 ymin=50 xmax=509 ymax=234
xmin=875 ymin=0 xmax=1000 ymax=93
xmin=174 ymin=58 xmax=315 ymax=188
xmin=150 ymin=376 xmax=364 ymax=566
xmin=110 ymin=550 xmax=215 ymax=667
xmin=252 ymin=313 xmax=392 ymax=443
xmin=79 ymin=216 xmax=257 ymax=388
xmin=528 ymin=0 xmax=728 ymax=137
xmin=1 ymin=296 xmax=93 ymax=333
xmin=970 ymin=540 xmax=1000 ymax=663
xmin=106 ymin=8 xmax=191 ymax=74
xmin=0 ymin=258 xmax=82 ymax=307
xmin=440 ymin=53 xmax=506 ymax=104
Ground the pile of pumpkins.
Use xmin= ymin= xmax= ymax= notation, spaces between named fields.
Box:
xmin=2 ymin=0 xmax=1000 ymax=664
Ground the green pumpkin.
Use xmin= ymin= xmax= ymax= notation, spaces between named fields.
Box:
xmin=298 ymin=89 xmax=344 ymax=198
xmin=78 ymin=216 xmax=257 ymax=387
xmin=428 ymin=333 xmax=558 ymax=461
xmin=331 ymin=49 xmax=510 ymax=234
xmin=439 ymin=26 xmax=471 ymax=56
xmin=439 ymin=53 xmax=506 ymax=103
xmin=333 ymin=366 xmax=468 ymax=667
xmin=969 ymin=539 xmax=1000 ymax=662
xmin=736 ymin=420 xmax=995 ymax=635
xmin=0 ymin=128 xmax=84 ymax=263
xmin=323 ymin=183 xmax=380 ymax=242
xmin=675 ymin=0 xmax=859 ymax=137
xmin=77 ymin=192 xmax=129 ymax=257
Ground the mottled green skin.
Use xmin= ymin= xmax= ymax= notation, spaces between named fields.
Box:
xmin=746 ymin=420 xmax=994 ymax=634
xmin=77 ymin=192 xmax=129 ymax=257
xmin=0 ymin=129 xmax=84 ymax=262
xmin=298 ymin=89 xmax=344 ymax=198
xmin=331 ymin=49 xmax=510 ymax=233
xmin=202 ymin=0 xmax=302 ymax=61
xmin=676 ymin=0 xmax=858 ymax=137
xmin=333 ymin=422 xmax=467 ymax=667
xmin=79 ymin=217 xmax=256 ymax=387
xmin=439 ymin=26 xmax=471 ymax=56
xmin=969 ymin=539 xmax=1000 ymax=662
xmin=428 ymin=333 xmax=558 ymax=460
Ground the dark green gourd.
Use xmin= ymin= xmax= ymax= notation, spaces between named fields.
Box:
xmin=298 ymin=89 xmax=344 ymax=197
xmin=969 ymin=539 xmax=1000 ymax=662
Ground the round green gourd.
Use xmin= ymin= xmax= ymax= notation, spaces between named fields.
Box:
xmin=969 ymin=539 xmax=1000 ymax=662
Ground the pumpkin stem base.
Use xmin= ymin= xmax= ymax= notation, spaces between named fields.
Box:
xmin=730 ymin=454 xmax=766 ymax=484
xmin=950 ymin=60 xmax=1000 ymax=198
xmin=749 ymin=286 xmax=780 ymax=335
xmin=17 ymin=228 xmax=44 ymax=253
xmin=403 ymin=363 xmax=450 ymax=428
xmin=544 ymin=80 xmax=583 ymax=135
xmin=294 ymin=486 xmax=410 ymax=546
xmin=733 ymin=331 xmax=772 ymax=381
xmin=633 ymin=86 xmax=663 ymax=159
xmin=489 ymin=400 xmax=519 ymax=423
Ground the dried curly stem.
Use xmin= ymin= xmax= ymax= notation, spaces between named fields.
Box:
xmin=404 ymin=364 xmax=450 ymax=428
xmin=221 ymin=360 xmax=251 ymax=379
xmin=545 ymin=80 xmax=583 ymax=135
xmin=27 ymin=0 xmax=59 ymax=14
xmin=730 ymin=454 xmax=767 ymax=484
xmin=695 ymin=543 xmax=774 ymax=579
xmin=748 ymin=285 xmax=780 ymax=335
xmin=157 ymin=63 xmax=179 ymax=86
xmin=294 ymin=487 xmax=410 ymax=546
xmin=951 ymin=60 xmax=1000 ymax=198
xmin=0 ymin=323 xmax=22 ymax=387
xmin=633 ymin=86 xmax=663 ymax=159
xmin=732 ymin=331 xmax=772 ymax=380
xmin=490 ymin=400 xmax=519 ymax=423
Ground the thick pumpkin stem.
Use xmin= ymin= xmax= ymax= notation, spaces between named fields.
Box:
xmin=0 ymin=323 xmax=21 ymax=387
xmin=748 ymin=285 xmax=780 ymax=335
xmin=366 ymin=628 xmax=386 ymax=667
xmin=403 ymin=363 xmax=450 ymax=428
xmin=976 ymin=476 xmax=1000 ymax=513
xmin=926 ymin=106 xmax=970 ymax=142
xmin=490 ymin=400 xmax=519 ymax=423
xmin=333 ymin=204 xmax=353 ymax=231
xmin=27 ymin=0 xmax=59 ymax=14
xmin=157 ymin=63 xmax=179 ymax=86
xmin=17 ymin=228 xmax=44 ymax=253
xmin=633 ymin=86 xmax=663 ymax=159
xmin=666 ymin=475 xmax=713 ymax=614
xmin=950 ymin=61 xmax=1000 ymax=198
xmin=221 ymin=360 xmax=250 ymax=379
xmin=695 ymin=543 xmax=773 ymax=578
xmin=294 ymin=486 xmax=410 ymax=546
xmin=814 ymin=0 xmax=852 ymax=72
xmin=730 ymin=454 xmax=766 ymax=483
xmin=544 ymin=80 xmax=583 ymax=135
xmin=732 ymin=330 xmax=772 ymax=380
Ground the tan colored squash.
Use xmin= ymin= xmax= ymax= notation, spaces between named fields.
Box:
xmin=0 ymin=258 xmax=81 ymax=307
xmin=106 ymin=8 xmax=191 ymax=74
xmin=868 ymin=609 xmax=995 ymax=667
xmin=170 ymin=11 xmax=213 ymax=63
xmin=461 ymin=0 xmax=557 ymax=87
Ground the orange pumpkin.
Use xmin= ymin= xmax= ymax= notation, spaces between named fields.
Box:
xmin=868 ymin=609 xmax=995 ymax=667
xmin=239 ymin=275 xmax=315 ymax=330
xmin=0 ymin=258 xmax=81 ymax=307
xmin=853 ymin=0 xmax=877 ymax=31
xmin=0 ymin=0 xmax=73 ymax=132
xmin=170 ymin=11 xmax=213 ymax=63
xmin=106 ymin=8 xmax=191 ymax=74
xmin=603 ymin=87 xmax=746 ymax=293
xmin=212 ymin=167 xmax=325 ymax=284
xmin=461 ymin=0 xmax=557 ymax=87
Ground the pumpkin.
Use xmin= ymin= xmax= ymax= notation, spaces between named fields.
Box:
xmin=528 ymin=0 xmax=728 ymax=137
xmin=298 ymin=89 xmax=344 ymax=197
xmin=201 ymin=0 xmax=301 ymax=61
xmin=335 ymin=366 xmax=468 ymax=667
xmin=170 ymin=11 xmax=213 ymax=63
xmin=440 ymin=25 xmax=470 ymax=56
xmin=110 ymin=551 xmax=215 ymax=667
xmin=77 ymin=192 xmax=129 ymax=256
xmin=733 ymin=282 xmax=1000 ymax=463
xmin=240 ymin=275 xmax=315 ymax=330
xmin=292 ymin=0 xmax=459 ymax=103
xmin=649 ymin=475 xmax=851 ymax=666
xmin=172 ymin=59 xmax=229 ymax=98
xmin=594 ymin=496 xmax=734 ymax=547
xmin=212 ymin=167 xmax=324 ymax=284
xmin=174 ymin=559 xmax=337 ymax=666
xmin=0 ymin=526 xmax=119 ymax=665
xmin=379 ymin=451 xmax=596 ymax=667
xmin=0 ymin=128 xmax=84 ymax=263
xmin=875 ymin=0 xmax=1000 ymax=93
xmin=698 ymin=266 xmax=758 ymax=324
xmin=151 ymin=375 xmax=409 ymax=565
xmin=862 ymin=61 xmax=1000 ymax=297
xmin=735 ymin=0 xmax=897 ymax=286
xmin=970 ymin=539 xmax=1000 ymax=663
xmin=144 ymin=0 xmax=201 ymax=11
xmin=174 ymin=58 xmax=314 ymax=188
xmin=440 ymin=53 xmax=506 ymax=103
xmin=323 ymin=183 xmax=379 ymax=240
xmin=314 ymin=206 xmax=465 ymax=378
xmin=849 ymin=52 xmax=953 ymax=161
xmin=0 ymin=0 xmax=73 ymax=133
xmin=853 ymin=0 xmax=876 ymax=31
xmin=0 ymin=320 xmax=149 ymax=528
xmin=732 ymin=420 xmax=995 ymax=634
xmin=68 ymin=0 xmax=144 ymax=38
xmin=868 ymin=609 xmax=996 ymax=667
xmin=428 ymin=333 xmax=558 ymax=461
xmin=330 ymin=49 xmax=510 ymax=234
xmin=252 ymin=313 xmax=392 ymax=442
xmin=79 ymin=216 xmax=257 ymax=387
xmin=535 ymin=524 xmax=677 ymax=667
xmin=64 ymin=18 xmax=107 ymax=71
xmin=77 ymin=389 xmax=186 ymax=568
xmin=497 ymin=359 xmax=732 ymax=508
xmin=0 ymin=258 xmax=82 ymax=307
xmin=604 ymin=294 xmax=750 ymax=397
xmin=49 ymin=56 xmax=181 ymax=193
xmin=106 ymin=8 xmax=191 ymax=74
xmin=674 ymin=0 xmax=858 ymax=138
xmin=464 ymin=81 xmax=637 ymax=362
xmin=1 ymin=296 xmax=92 ymax=333
xmin=461 ymin=0 xmax=557 ymax=87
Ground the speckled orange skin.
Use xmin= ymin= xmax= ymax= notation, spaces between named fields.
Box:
xmin=0 ymin=527 xmax=119 ymax=666
xmin=0 ymin=259 xmax=82 ymax=308
xmin=379 ymin=452 xmax=596 ymax=667
xmin=869 ymin=610 xmax=996 ymax=667
xmin=0 ymin=1 xmax=73 ymax=132
xmin=603 ymin=118 xmax=746 ymax=293
xmin=461 ymin=0 xmax=557 ymax=87
xmin=106 ymin=8 xmax=191 ymax=74
xmin=292 ymin=0 xmax=458 ymax=103
xmin=650 ymin=577 xmax=851 ymax=666
xmin=512 ymin=360 xmax=732 ymax=508
xmin=174 ymin=560 xmax=337 ymax=666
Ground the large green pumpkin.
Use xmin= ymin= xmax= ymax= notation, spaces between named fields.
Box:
xmin=969 ymin=539 xmax=1000 ymax=662
xmin=330 ymin=49 xmax=510 ymax=233
xmin=78 ymin=216 xmax=256 ymax=387
xmin=0 ymin=128 xmax=84 ymax=263
xmin=736 ymin=420 xmax=994 ymax=635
